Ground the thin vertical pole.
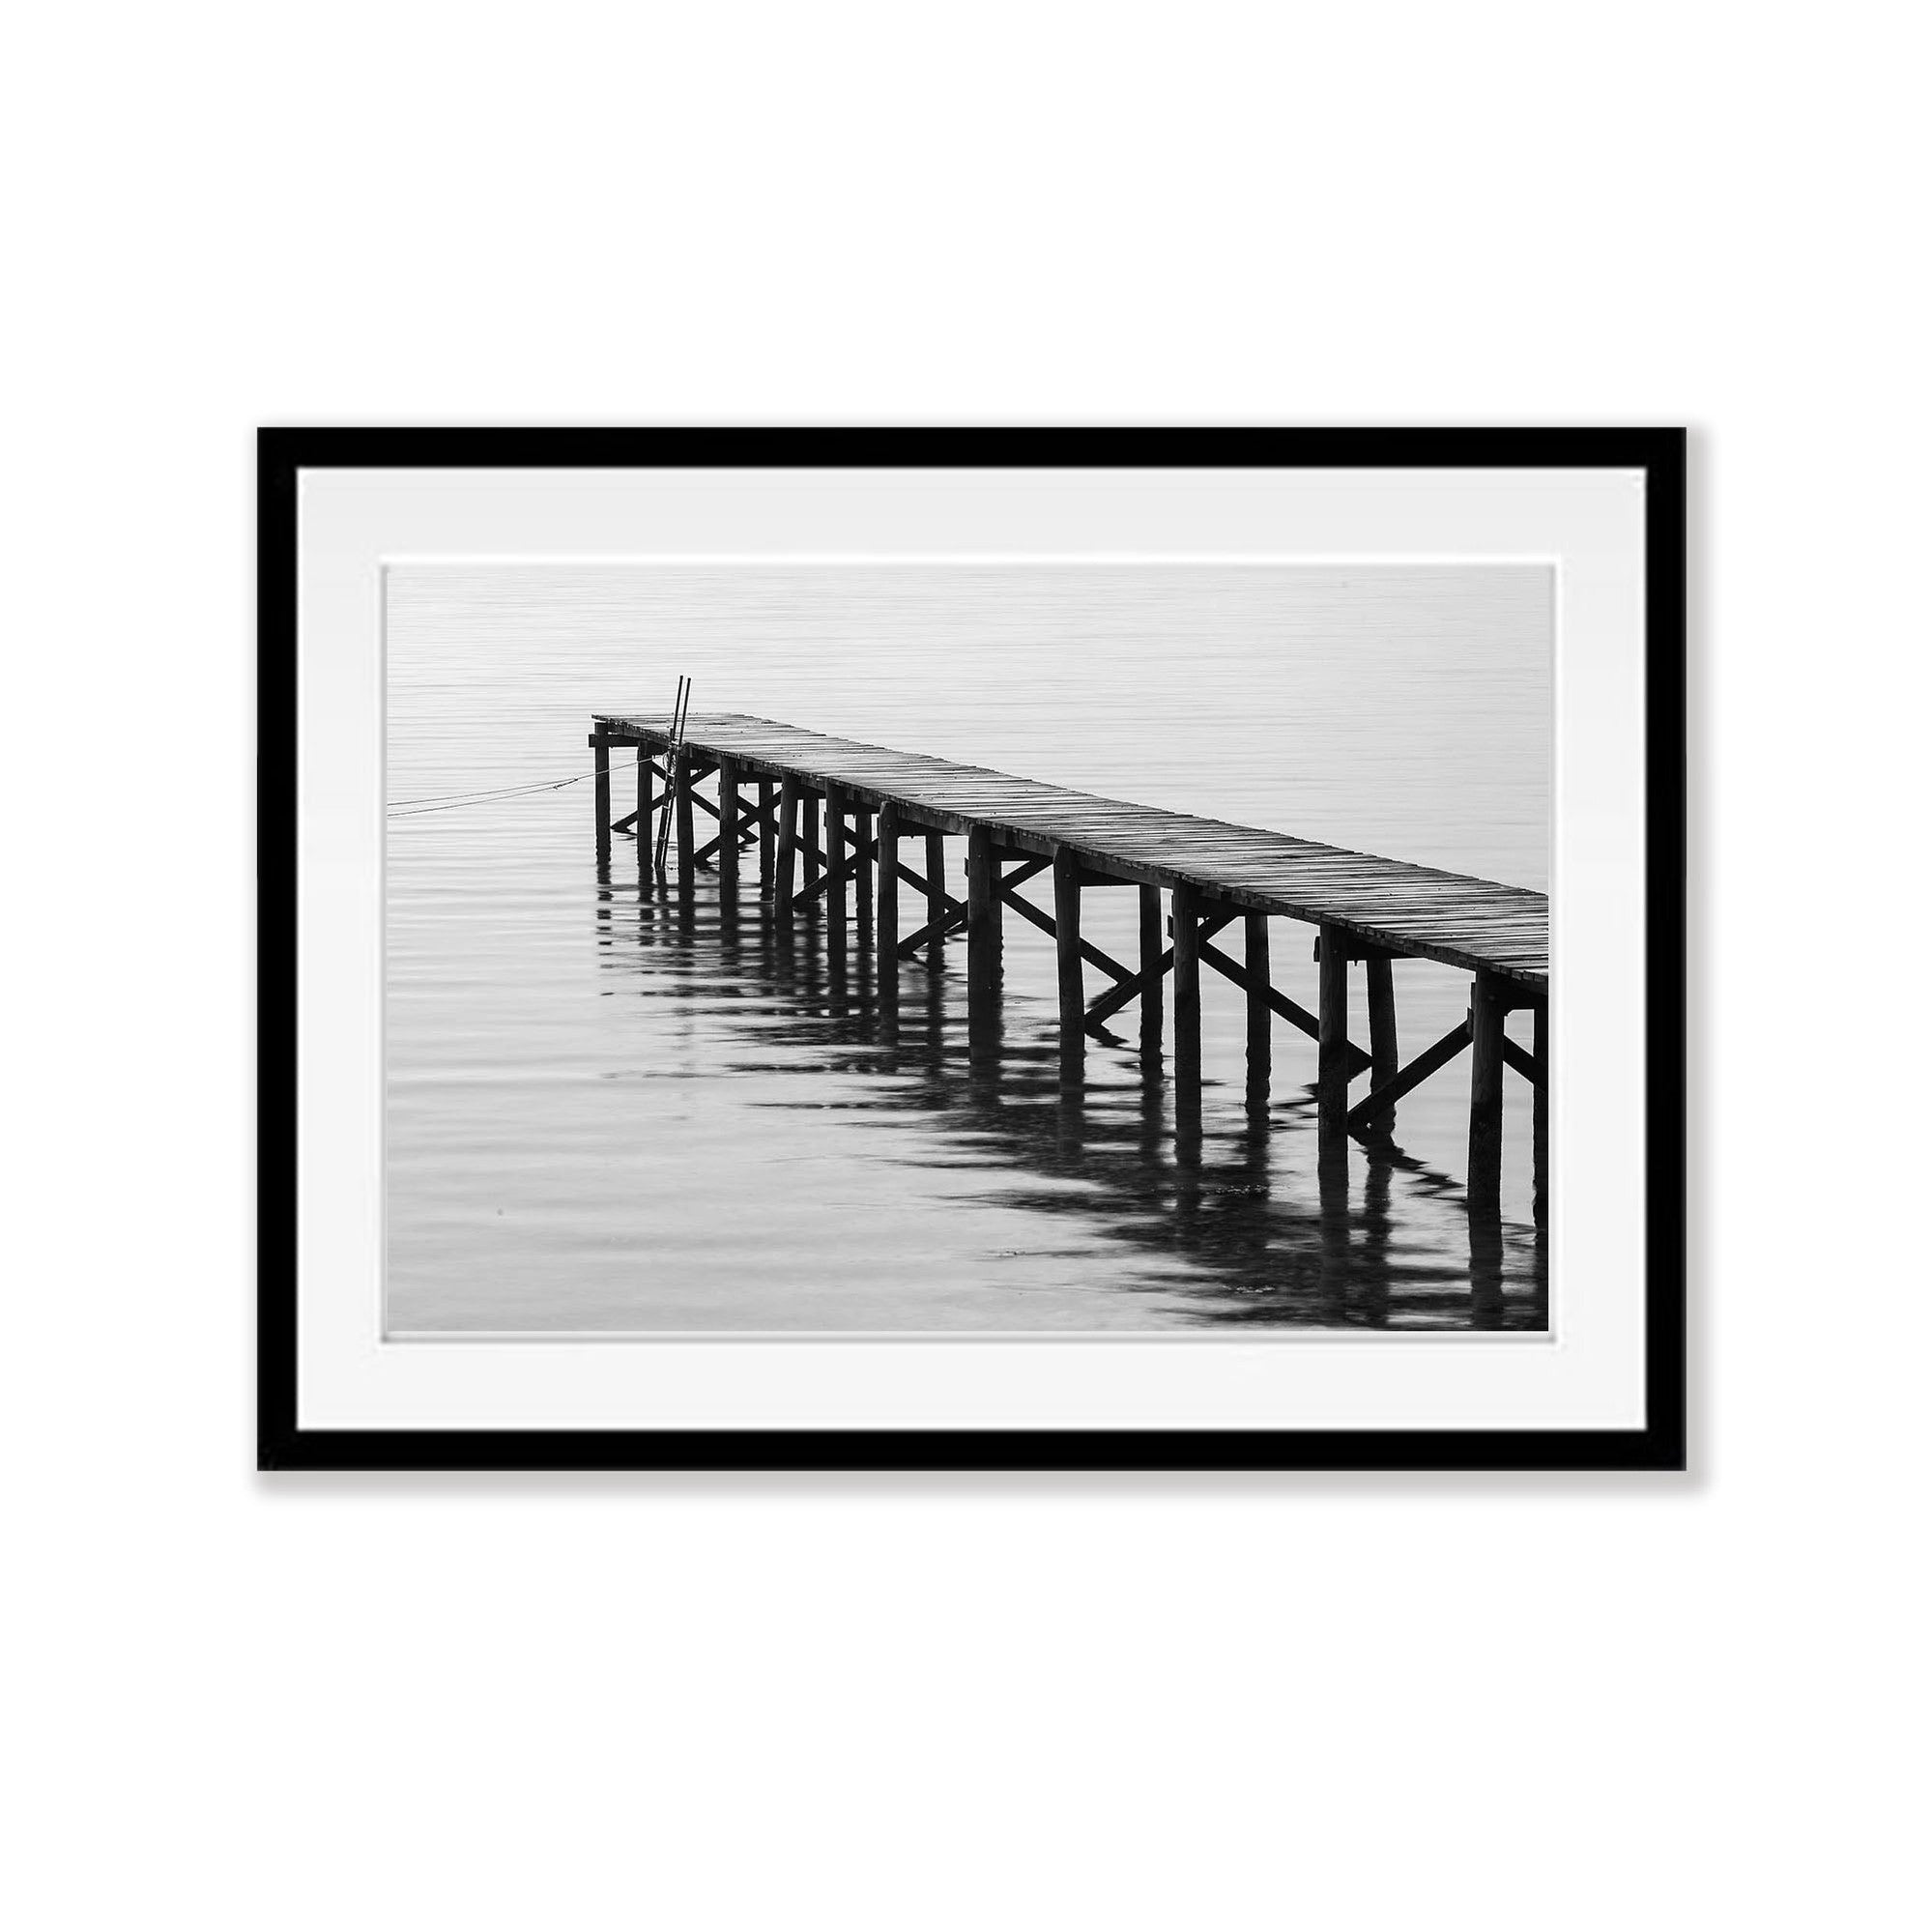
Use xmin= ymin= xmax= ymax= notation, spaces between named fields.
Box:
xmin=1317 ymin=926 xmax=1350 ymax=1138
xmin=824 ymin=784 xmax=848 ymax=969
xmin=1467 ymin=970 xmax=1507 ymax=1218
xmin=1172 ymin=879 xmax=1201 ymax=1091
xmin=758 ymin=779 xmax=775 ymax=894
xmin=803 ymin=793 xmax=820 ymax=893
xmin=853 ymin=803 xmax=873 ymax=948
xmin=1053 ymin=848 xmax=1083 ymax=1065
xmin=1366 ymin=954 xmax=1398 ymax=1133
xmin=1532 ymin=995 xmax=1548 ymax=1229
xmin=717 ymin=755 xmax=738 ymax=899
xmin=877 ymin=802 xmax=900 ymax=1008
xmin=1139 ymin=883 xmax=1164 ymax=1059
xmin=1244 ymin=910 xmax=1271 ymax=1102
xmin=925 ymin=830 xmax=945 ymax=969
xmin=776 ymin=777 xmax=799 ymax=920
xmin=592 ymin=735 xmax=611 ymax=867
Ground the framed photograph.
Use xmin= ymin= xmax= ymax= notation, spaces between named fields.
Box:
xmin=261 ymin=427 xmax=1685 ymax=1471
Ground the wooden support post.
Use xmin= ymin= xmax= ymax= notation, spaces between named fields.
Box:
xmin=1244 ymin=911 xmax=1270 ymax=1101
xmin=635 ymin=747 xmax=652 ymax=890
xmin=1139 ymin=884 xmax=1163 ymax=1059
xmin=802 ymin=793 xmax=820 ymax=892
xmin=1365 ymin=954 xmax=1398 ymax=1132
xmin=1317 ymin=922 xmax=1350 ymax=1138
xmin=776 ymin=777 xmax=799 ymax=918
xmin=717 ymin=756 xmax=738 ymax=898
xmin=824 ymin=784 xmax=848 ymax=967
xmin=1468 ymin=970 xmax=1507 ymax=1218
xmin=853 ymin=804 xmax=873 ymax=947
xmin=877 ymin=802 xmax=900 ymax=1004
xmin=759 ymin=780 xmax=775 ymax=892
xmin=1172 ymin=879 xmax=1201 ymax=1089
xmin=1053 ymin=848 xmax=1082 ymax=1062
xmin=675 ymin=751 xmax=694 ymax=889
xmin=925 ymin=830 xmax=946 ymax=968
xmin=1533 ymin=997 xmax=1548 ymax=1229
xmin=966 ymin=825 xmax=1002 ymax=997
xmin=592 ymin=736 xmax=611 ymax=866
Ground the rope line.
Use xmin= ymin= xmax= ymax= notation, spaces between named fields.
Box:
xmin=387 ymin=750 xmax=664 ymax=818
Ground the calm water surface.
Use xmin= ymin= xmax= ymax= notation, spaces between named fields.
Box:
xmin=387 ymin=563 xmax=1549 ymax=1332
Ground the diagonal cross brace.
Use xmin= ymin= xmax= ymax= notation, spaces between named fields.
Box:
xmin=1197 ymin=936 xmax=1373 ymax=1078
xmin=1083 ymin=908 xmax=1238 ymax=1029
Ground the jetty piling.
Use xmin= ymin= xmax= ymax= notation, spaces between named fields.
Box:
xmin=590 ymin=711 xmax=1549 ymax=1218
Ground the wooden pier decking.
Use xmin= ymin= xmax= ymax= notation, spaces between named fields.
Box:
xmin=591 ymin=710 xmax=1549 ymax=1221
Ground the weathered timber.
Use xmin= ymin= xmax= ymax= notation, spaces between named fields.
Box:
xmin=1345 ymin=1021 xmax=1473 ymax=1135
xmin=1139 ymin=884 xmax=1164 ymax=1058
xmin=1366 ymin=956 xmax=1399 ymax=1131
xmin=996 ymin=865 xmax=1132 ymax=984
xmin=759 ymin=779 xmax=775 ymax=891
xmin=1317 ymin=922 xmax=1350 ymax=1136
xmin=675 ymin=749 xmax=695 ymax=887
xmin=877 ymin=802 xmax=900 ymax=995
xmin=824 ymin=783 xmax=848 ymax=967
xmin=717 ymin=756 xmax=738 ymax=896
xmin=1533 ymin=1000 xmax=1548 ymax=1228
xmin=1245 ymin=912 xmax=1270 ymax=1097
xmin=802 ymin=793 xmax=820 ymax=890
xmin=925 ymin=830 xmax=946 ymax=968
xmin=776 ymin=777 xmax=799 ymax=917
xmin=1053 ymin=848 xmax=1083 ymax=1056
xmin=592 ymin=736 xmax=611 ymax=866
xmin=1173 ymin=879 xmax=1202 ymax=1086
xmin=1467 ymin=971 xmax=1508 ymax=1216
xmin=1194 ymin=933 xmax=1373 ymax=1076
xmin=594 ymin=712 xmax=1546 ymax=989
xmin=966 ymin=825 xmax=1001 ymax=995
xmin=853 ymin=803 xmax=873 ymax=946
xmin=1085 ymin=908 xmax=1237 ymax=1031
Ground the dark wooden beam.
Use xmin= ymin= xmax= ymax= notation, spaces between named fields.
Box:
xmin=1365 ymin=955 xmax=1399 ymax=1131
xmin=1196 ymin=935 xmax=1373 ymax=1078
xmin=592 ymin=737 xmax=611 ymax=865
xmin=1053 ymin=849 xmax=1083 ymax=1055
xmin=966 ymin=825 xmax=1001 ymax=994
xmin=996 ymin=868 xmax=1133 ymax=985
xmin=717 ymin=755 xmax=738 ymax=896
xmin=1317 ymin=921 xmax=1349 ymax=1136
xmin=1468 ymin=972 xmax=1507 ymax=1216
xmin=1139 ymin=885 xmax=1164 ymax=1057
xmin=877 ymin=801 xmax=900 ymax=995
xmin=1345 ymin=1021 xmax=1472 ymax=1134
xmin=924 ymin=831 xmax=946 ymax=967
xmin=1084 ymin=908 xmax=1236 ymax=1030
xmin=1245 ymin=911 xmax=1270 ymax=1096
xmin=776 ymin=777 xmax=799 ymax=917
xmin=1173 ymin=879 xmax=1201 ymax=1086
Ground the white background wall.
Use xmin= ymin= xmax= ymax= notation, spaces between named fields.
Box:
xmin=6 ymin=5 xmax=1927 ymax=1927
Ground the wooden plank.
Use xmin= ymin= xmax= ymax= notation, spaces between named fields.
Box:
xmin=590 ymin=710 xmax=1550 ymax=985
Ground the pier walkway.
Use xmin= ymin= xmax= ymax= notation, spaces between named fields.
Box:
xmin=591 ymin=710 xmax=1548 ymax=1219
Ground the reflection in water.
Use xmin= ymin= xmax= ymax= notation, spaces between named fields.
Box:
xmin=600 ymin=856 xmax=1546 ymax=1331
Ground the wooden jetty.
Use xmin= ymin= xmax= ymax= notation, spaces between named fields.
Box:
xmin=591 ymin=710 xmax=1548 ymax=1220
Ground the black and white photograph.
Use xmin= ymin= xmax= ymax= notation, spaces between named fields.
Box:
xmin=265 ymin=428 xmax=1682 ymax=1465
xmin=387 ymin=558 xmax=1553 ymax=1337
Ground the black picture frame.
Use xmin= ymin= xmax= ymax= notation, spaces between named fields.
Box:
xmin=259 ymin=427 xmax=1686 ymax=1473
